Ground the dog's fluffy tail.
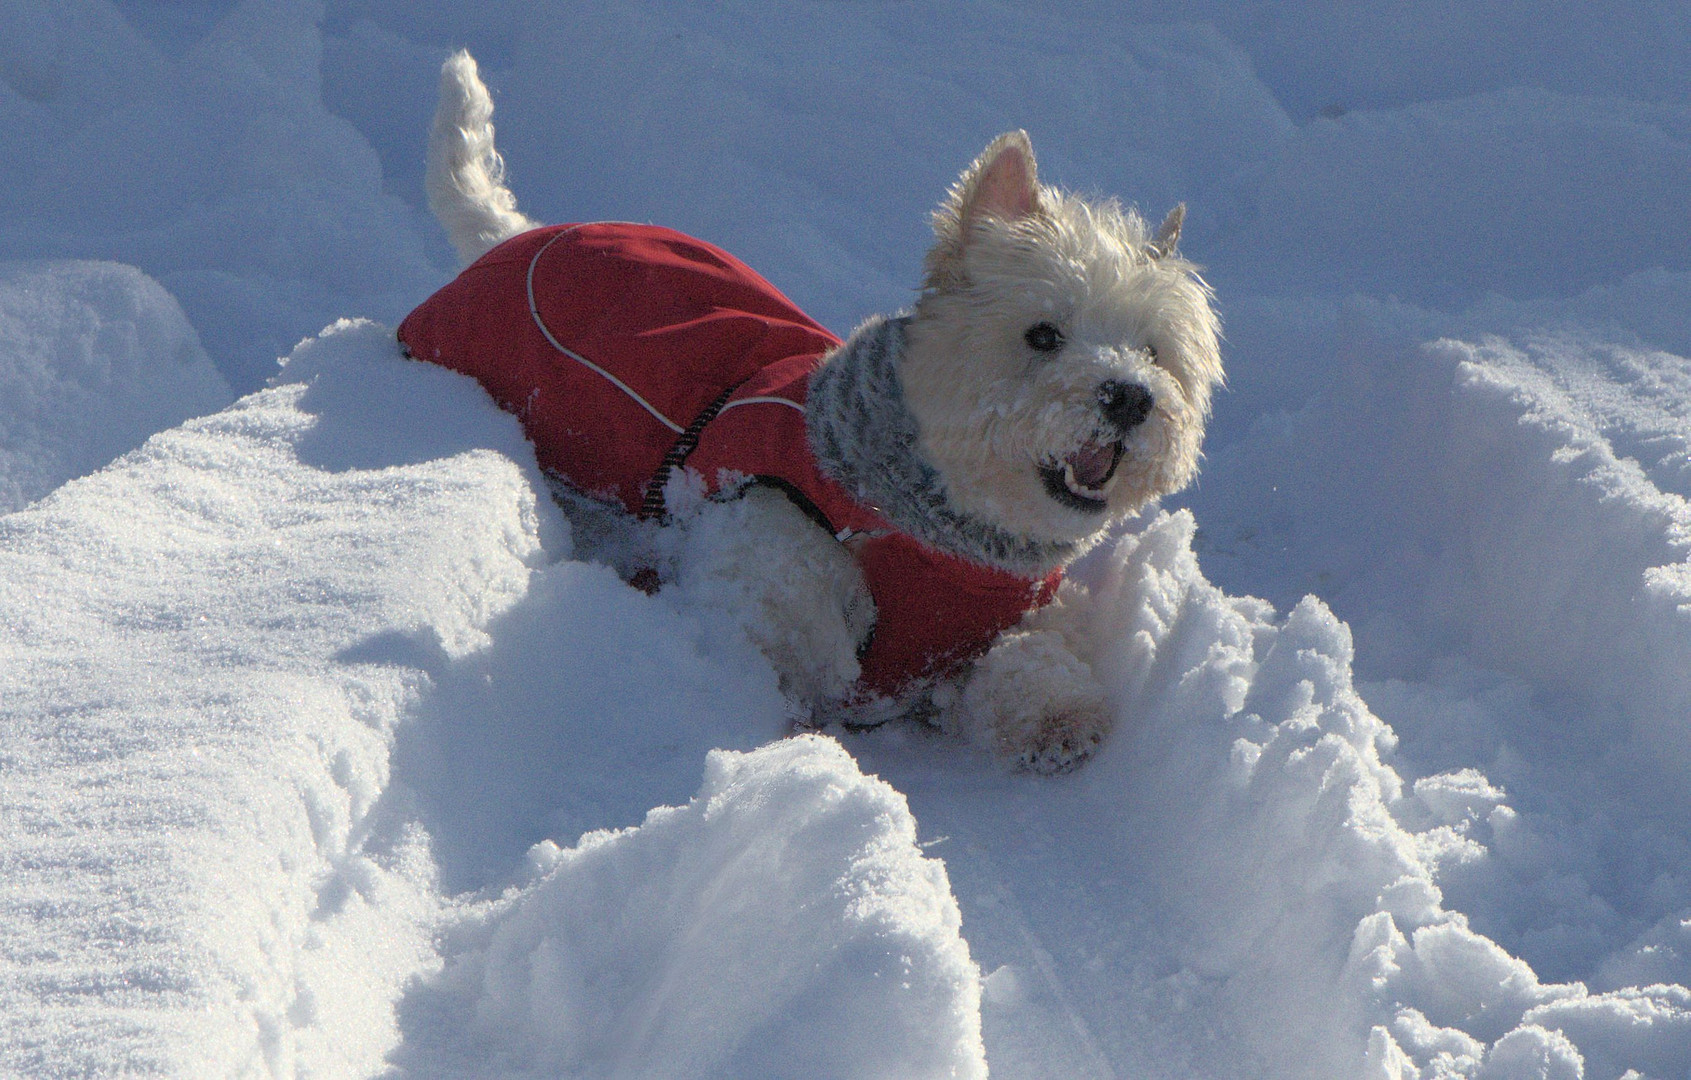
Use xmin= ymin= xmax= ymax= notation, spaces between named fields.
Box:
xmin=426 ymin=50 xmax=538 ymax=266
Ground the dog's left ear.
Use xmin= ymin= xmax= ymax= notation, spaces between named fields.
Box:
xmin=1150 ymin=203 xmax=1185 ymax=258
xmin=926 ymin=131 xmax=1043 ymax=289
xmin=954 ymin=130 xmax=1041 ymax=227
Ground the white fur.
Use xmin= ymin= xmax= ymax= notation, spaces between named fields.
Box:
xmin=424 ymin=59 xmax=1224 ymax=772
xmin=426 ymin=51 xmax=537 ymax=265
xmin=675 ymin=486 xmax=874 ymax=707
xmin=906 ymin=133 xmax=1222 ymax=547
xmin=949 ymin=581 xmax=1109 ymax=772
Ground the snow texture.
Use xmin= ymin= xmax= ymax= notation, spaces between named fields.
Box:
xmin=391 ymin=735 xmax=986 ymax=1080
xmin=2 ymin=2 xmax=1690 ymax=1078
xmin=0 ymin=260 xmax=230 ymax=512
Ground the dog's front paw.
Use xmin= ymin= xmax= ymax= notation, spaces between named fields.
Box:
xmin=958 ymin=628 xmax=1113 ymax=774
xmin=1013 ymin=703 xmax=1110 ymax=775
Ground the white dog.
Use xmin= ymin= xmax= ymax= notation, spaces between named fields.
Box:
xmin=406 ymin=52 xmax=1222 ymax=772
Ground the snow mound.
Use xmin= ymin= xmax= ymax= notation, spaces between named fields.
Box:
xmin=0 ymin=1 xmax=445 ymax=391
xmin=0 ymin=260 xmax=230 ymax=513
xmin=388 ymin=735 xmax=985 ymax=1080
xmin=1182 ymin=309 xmax=1691 ymax=1076
xmin=0 ymin=319 xmax=550 ymax=1076
xmin=844 ymin=507 xmax=1690 ymax=1078
xmin=4 ymin=312 xmax=1689 ymax=1077
xmin=1080 ymin=517 xmax=1581 ymax=1075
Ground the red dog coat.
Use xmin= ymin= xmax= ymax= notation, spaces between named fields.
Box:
xmin=398 ymin=223 xmax=1060 ymax=697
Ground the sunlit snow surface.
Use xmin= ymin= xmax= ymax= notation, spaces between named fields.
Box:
xmin=3 ymin=2 xmax=1690 ymax=1077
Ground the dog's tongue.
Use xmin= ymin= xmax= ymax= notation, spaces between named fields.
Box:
xmin=1066 ymin=439 xmax=1118 ymax=490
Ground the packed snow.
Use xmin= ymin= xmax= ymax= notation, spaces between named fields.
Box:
xmin=2 ymin=2 xmax=1689 ymax=1077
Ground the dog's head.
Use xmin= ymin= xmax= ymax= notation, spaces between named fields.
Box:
xmin=901 ymin=132 xmax=1222 ymax=551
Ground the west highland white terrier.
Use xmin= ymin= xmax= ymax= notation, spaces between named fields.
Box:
xmin=399 ymin=52 xmax=1223 ymax=772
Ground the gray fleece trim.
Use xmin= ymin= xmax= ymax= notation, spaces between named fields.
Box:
xmin=806 ymin=314 xmax=1077 ymax=576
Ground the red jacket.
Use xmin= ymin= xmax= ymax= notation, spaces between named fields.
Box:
xmin=398 ymin=223 xmax=1059 ymax=697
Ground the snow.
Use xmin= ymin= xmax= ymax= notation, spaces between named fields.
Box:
xmin=2 ymin=2 xmax=1690 ymax=1077
xmin=392 ymin=736 xmax=986 ymax=1080
xmin=0 ymin=260 xmax=230 ymax=512
xmin=0 ymin=319 xmax=544 ymax=1075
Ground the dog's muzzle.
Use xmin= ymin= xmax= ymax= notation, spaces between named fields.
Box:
xmin=1037 ymin=381 xmax=1154 ymax=512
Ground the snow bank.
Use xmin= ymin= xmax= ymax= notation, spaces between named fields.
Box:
xmin=1213 ymin=90 xmax=1691 ymax=307
xmin=0 ymin=260 xmax=229 ymax=513
xmin=1427 ymin=339 xmax=1691 ymax=765
xmin=1194 ymin=320 xmax=1691 ymax=909
xmin=845 ymin=505 xmax=1689 ymax=1079
xmin=0 ymin=0 xmax=445 ymax=391
xmin=16 ymin=330 xmax=1685 ymax=1075
xmin=388 ymin=736 xmax=985 ymax=1080
xmin=0 ymin=321 xmax=979 ymax=1078
xmin=0 ymin=320 xmax=550 ymax=1076
xmin=1183 ymin=308 xmax=1691 ymax=1075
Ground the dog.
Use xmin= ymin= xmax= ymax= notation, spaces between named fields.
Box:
xmin=401 ymin=52 xmax=1223 ymax=772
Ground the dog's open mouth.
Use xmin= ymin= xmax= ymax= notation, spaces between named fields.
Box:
xmin=1039 ymin=437 xmax=1124 ymax=512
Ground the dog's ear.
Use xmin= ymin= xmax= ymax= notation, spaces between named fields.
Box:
xmin=955 ymin=131 xmax=1040 ymax=226
xmin=1150 ymin=203 xmax=1185 ymax=258
xmin=927 ymin=131 xmax=1042 ymax=289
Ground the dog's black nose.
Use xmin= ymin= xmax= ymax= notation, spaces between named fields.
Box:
xmin=1099 ymin=381 xmax=1154 ymax=431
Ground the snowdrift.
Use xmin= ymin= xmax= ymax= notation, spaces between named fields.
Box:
xmin=4 ymin=1 xmax=1691 ymax=1077
xmin=0 ymin=320 xmax=540 ymax=1075
xmin=5 ymin=318 xmax=1687 ymax=1077
xmin=0 ymin=260 xmax=230 ymax=513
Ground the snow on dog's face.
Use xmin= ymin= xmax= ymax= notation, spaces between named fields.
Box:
xmin=902 ymin=132 xmax=1222 ymax=548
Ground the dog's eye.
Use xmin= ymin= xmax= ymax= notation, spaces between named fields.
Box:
xmin=1024 ymin=322 xmax=1064 ymax=354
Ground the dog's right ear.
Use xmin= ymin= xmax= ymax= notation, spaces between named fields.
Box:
xmin=926 ymin=131 xmax=1042 ymax=289
xmin=1150 ymin=203 xmax=1186 ymax=258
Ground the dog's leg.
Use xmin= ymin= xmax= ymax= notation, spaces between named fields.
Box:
xmin=674 ymin=486 xmax=875 ymax=712
xmin=952 ymin=584 xmax=1111 ymax=773
xmin=426 ymin=50 xmax=538 ymax=266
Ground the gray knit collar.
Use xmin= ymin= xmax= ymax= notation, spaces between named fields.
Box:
xmin=806 ymin=314 xmax=1078 ymax=577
